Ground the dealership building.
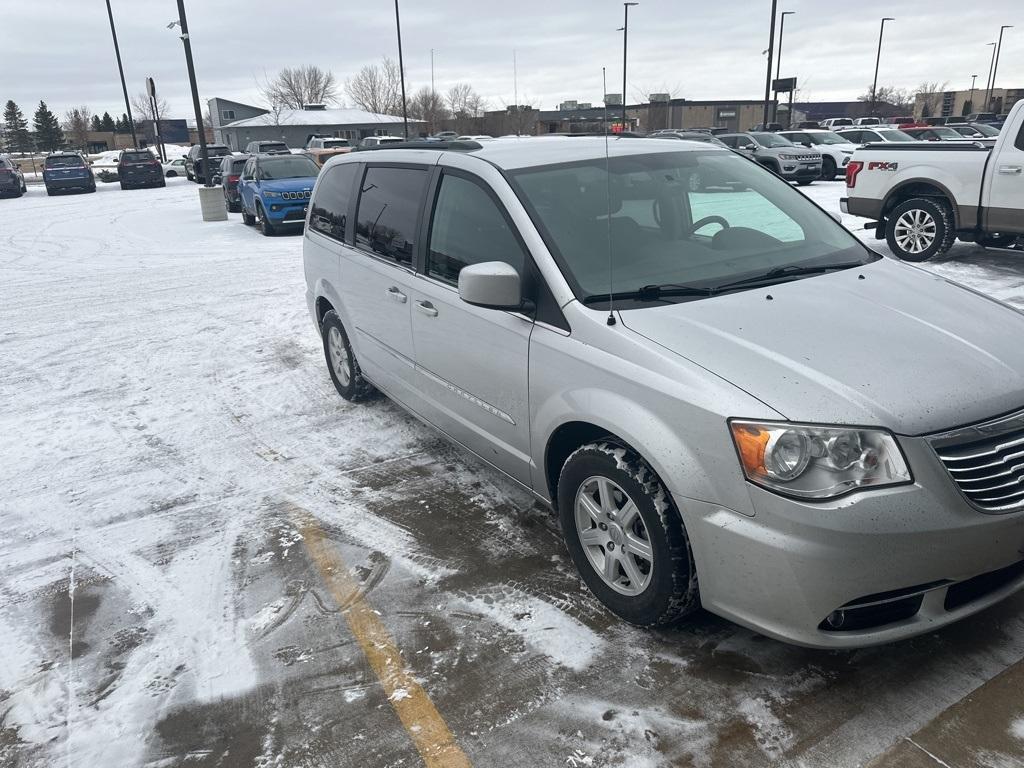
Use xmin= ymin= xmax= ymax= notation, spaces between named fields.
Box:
xmin=208 ymin=98 xmax=425 ymax=150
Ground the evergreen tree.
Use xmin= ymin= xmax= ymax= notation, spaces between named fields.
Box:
xmin=116 ymin=112 xmax=132 ymax=134
xmin=90 ymin=114 xmax=102 ymax=132
xmin=33 ymin=101 xmax=64 ymax=151
xmin=3 ymin=100 xmax=33 ymax=153
xmin=100 ymin=111 xmax=116 ymax=132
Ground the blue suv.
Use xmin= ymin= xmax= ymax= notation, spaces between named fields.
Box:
xmin=43 ymin=152 xmax=96 ymax=195
xmin=238 ymin=154 xmax=320 ymax=236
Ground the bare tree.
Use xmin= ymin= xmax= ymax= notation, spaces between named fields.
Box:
xmin=913 ymin=81 xmax=948 ymax=118
xmin=62 ymin=106 xmax=92 ymax=151
xmin=345 ymin=57 xmax=403 ymax=115
xmin=130 ymin=92 xmax=168 ymax=123
xmin=408 ymin=87 xmax=448 ymax=132
xmin=857 ymin=85 xmax=914 ymax=111
xmin=445 ymin=84 xmax=487 ymax=132
xmin=259 ymin=65 xmax=339 ymax=110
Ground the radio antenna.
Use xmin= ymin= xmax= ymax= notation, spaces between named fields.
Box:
xmin=603 ymin=67 xmax=616 ymax=326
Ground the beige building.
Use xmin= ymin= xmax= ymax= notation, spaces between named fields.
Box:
xmin=914 ymin=87 xmax=1023 ymax=120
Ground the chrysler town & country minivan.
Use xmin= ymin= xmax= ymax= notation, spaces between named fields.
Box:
xmin=302 ymin=137 xmax=1024 ymax=648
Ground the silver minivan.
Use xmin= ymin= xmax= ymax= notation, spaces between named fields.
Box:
xmin=302 ymin=137 xmax=1024 ymax=648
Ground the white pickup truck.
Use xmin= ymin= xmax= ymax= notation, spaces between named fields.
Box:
xmin=841 ymin=100 xmax=1023 ymax=261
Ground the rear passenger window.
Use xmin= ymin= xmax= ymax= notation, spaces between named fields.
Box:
xmin=355 ymin=166 xmax=427 ymax=265
xmin=428 ymin=174 xmax=526 ymax=284
xmin=310 ymin=163 xmax=358 ymax=241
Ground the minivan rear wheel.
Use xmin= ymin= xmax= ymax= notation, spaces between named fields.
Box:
xmin=557 ymin=442 xmax=699 ymax=627
xmin=321 ymin=311 xmax=374 ymax=401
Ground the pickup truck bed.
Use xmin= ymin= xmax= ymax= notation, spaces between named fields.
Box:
xmin=841 ymin=101 xmax=1024 ymax=261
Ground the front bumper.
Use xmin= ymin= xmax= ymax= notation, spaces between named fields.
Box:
xmin=265 ymin=200 xmax=309 ymax=224
xmin=779 ymin=162 xmax=822 ymax=181
xmin=681 ymin=436 xmax=1024 ymax=648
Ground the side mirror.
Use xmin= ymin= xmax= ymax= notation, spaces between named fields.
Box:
xmin=741 ymin=143 xmax=756 ymax=151
xmin=458 ymin=262 xmax=523 ymax=310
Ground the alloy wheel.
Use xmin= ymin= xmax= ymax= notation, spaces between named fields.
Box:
xmin=893 ymin=209 xmax=937 ymax=255
xmin=574 ymin=476 xmax=654 ymax=596
xmin=327 ymin=326 xmax=351 ymax=386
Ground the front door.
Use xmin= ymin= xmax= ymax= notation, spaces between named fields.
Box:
xmin=409 ymin=170 xmax=534 ymax=484
xmin=984 ymin=119 xmax=1024 ymax=234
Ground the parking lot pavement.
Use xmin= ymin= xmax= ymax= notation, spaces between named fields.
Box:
xmin=1 ymin=178 xmax=1023 ymax=768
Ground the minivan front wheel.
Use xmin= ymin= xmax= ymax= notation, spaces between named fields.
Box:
xmin=321 ymin=311 xmax=374 ymax=401
xmin=558 ymin=442 xmax=699 ymax=627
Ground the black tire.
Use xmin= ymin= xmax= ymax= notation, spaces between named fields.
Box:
xmin=256 ymin=202 xmax=275 ymax=236
xmin=186 ymin=171 xmax=194 ymax=181
xmin=321 ymin=310 xmax=374 ymax=401
xmin=242 ymin=207 xmax=256 ymax=226
xmin=158 ymin=180 xmax=166 ymax=188
xmin=166 ymin=171 xmax=177 ymax=178
xmin=88 ymin=182 xmax=96 ymax=193
xmin=557 ymin=442 xmax=700 ymax=627
xmin=885 ymin=197 xmax=956 ymax=262
xmin=821 ymin=157 xmax=837 ymax=181
xmin=119 ymin=182 xmax=129 ymax=191
xmin=797 ymin=179 xmax=814 ymax=186
xmin=981 ymin=233 xmax=1019 ymax=250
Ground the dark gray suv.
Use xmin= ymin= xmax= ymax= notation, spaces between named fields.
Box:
xmin=719 ymin=132 xmax=822 ymax=185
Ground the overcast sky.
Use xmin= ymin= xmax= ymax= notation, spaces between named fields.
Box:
xmin=3 ymin=0 xmax=1021 ymax=120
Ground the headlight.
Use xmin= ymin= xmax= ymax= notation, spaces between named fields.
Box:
xmin=262 ymin=190 xmax=281 ymax=198
xmin=729 ymin=421 xmax=912 ymax=499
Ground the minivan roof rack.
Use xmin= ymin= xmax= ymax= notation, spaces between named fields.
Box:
xmin=354 ymin=139 xmax=483 ymax=152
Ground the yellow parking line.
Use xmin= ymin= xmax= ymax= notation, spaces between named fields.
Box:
xmin=289 ymin=503 xmax=472 ymax=768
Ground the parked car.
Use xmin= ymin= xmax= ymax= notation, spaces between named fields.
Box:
xmin=215 ymin=155 xmax=249 ymax=212
xmin=456 ymin=135 xmax=495 ymax=141
xmin=947 ymin=122 xmax=1001 ymax=139
xmin=820 ymin=118 xmax=854 ymax=129
xmin=888 ymin=116 xmax=916 ymax=126
xmin=794 ymin=121 xmax=822 ymax=129
xmin=162 ymin=158 xmax=187 ymax=177
xmin=184 ymin=143 xmax=231 ymax=184
xmin=432 ymin=131 xmax=459 ymax=140
xmin=853 ymin=117 xmax=882 ymax=126
xmin=305 ymin=136 xmax=353 ymax=165
xmin=923 ymin=116 xmax=951 ymax=126
xmin=835 ymin=127 xmax=916 ymax=145
xmin=648 ymin=130 xmax=728 ymax=147
xmin=244 ymin=140 xmax=290 ymax=155
xmin=303 ymin=137 xmax=1024 ymax=648
xmin=966 ymin=113 xmax=999 ymax=123
xmin=842 ymin=100 xmax=1023 ymax=260
xmin=900 ymin=126 xmax=996 ymax=146
xmin=358 ymin=136 xmax=404 ymax=148
xmin=717 ymin=132 xmax=822 ymax=184
xmin=42 ymin=152 xmax=96 ymax=195
xmin=117 ymin=149 xmax=165 ymax=190
xmin=0 ymin=156 xmax=27 ymax=198
xmin=777 ymin=129 xmax=859 ymax=180
xmin=238 ymin=153 xmax=320 ymax=235
xmin=751 ymin=123 xmax=784 ymax=132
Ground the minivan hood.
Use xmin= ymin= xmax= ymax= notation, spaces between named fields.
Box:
xmin=619 ymin=259 xmax=1024 ymax=435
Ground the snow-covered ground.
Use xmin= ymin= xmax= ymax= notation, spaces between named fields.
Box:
xmin=1 ymin=177 xmax=1023 ymax=768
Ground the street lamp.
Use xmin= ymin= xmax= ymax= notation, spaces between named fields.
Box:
xmin=171 ymin=1 xmax=225 ymax=221
xmin=984 ymin=42 xmax=997 ymax=112
xmin=773 ymin=10 xmax=795 ymax=123
xmin=968 ymin=74 xmax=978 ymax=114
xmin=104 ymin=0 xmax=137 ymax=147
xmin=762 ymin=0 xmax=779 ymax=127
xmin=622 ymin=2 xmax=638 ymax=131
xmin=990 ymin=26 xmax=1013 ymax=112
xmin=869 ymin=17 xmax=895 ymax=117
xmin=394 ymin=0 xmax=409 ymax=138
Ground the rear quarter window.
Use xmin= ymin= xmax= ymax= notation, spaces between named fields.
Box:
xmin=310 ymin=163 xmax=359 ymax=242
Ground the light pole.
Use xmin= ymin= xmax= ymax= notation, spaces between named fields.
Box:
xmin=394 ymin=0 xmax=409 ymax=138
xmin=762 ymin=0 xmax=779 ymax=127
xmin=104 ymin=0 xmax=137 ymax=146
xmin=984 ymin=42 xmax=997 ymax=112
xmin=621 ymin=2 xmax=638 ymax=131
xmin=869 ymin=17 xmax=895 ymax=118
xmin=990 ymin=26 xmax=1013 ymax=112
xmin=773 ymin=11 xmax=795 ymax=123
xmin=968 ymin=74 xmax=978 ymax=114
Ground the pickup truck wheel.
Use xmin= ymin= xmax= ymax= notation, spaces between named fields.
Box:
xmin=558 ymin=442 xmax=700 ymax=627
xmin=886 ymin=197 xmax=955 ymax=262
xmin=821 ymin=157 xmax=837 ymax=180
xmin=321 ymin=311 xmax=375 ymax=401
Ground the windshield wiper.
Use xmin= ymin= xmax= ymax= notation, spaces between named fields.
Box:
xmin=714 ymin=261 xmax=866 ymax=292
xmin=582 ymin=283 xmax=716 ymax=305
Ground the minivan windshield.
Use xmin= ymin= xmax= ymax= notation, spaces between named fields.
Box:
xmin=257 ymin=156 xmax=320 ymax=180
xmin=511 ymin=150 xmax=873 ymax=307
xmin=750 ymin=133 xmax=794 ymax=148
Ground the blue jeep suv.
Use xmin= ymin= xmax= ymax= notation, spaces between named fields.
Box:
xmin=238 ymin=154 xmax=320 ymax=235
xmin=43 ymin=152 xmax=96 ymax=195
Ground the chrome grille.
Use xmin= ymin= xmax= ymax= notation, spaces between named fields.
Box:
xmin=932 ymin=411 xmax=1024 ymax=513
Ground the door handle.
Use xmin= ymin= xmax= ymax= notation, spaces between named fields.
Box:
xmin=997 ymin=166 xmax=1022 ymax=175
xmin=385 ymin=286 xmax=407 ymax=303
xmin=415 ymin=300 xmax=438 ymax=317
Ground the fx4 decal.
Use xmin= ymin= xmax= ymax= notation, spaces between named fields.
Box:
xmin=867 ymin=161 xmax=899 ymax=171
